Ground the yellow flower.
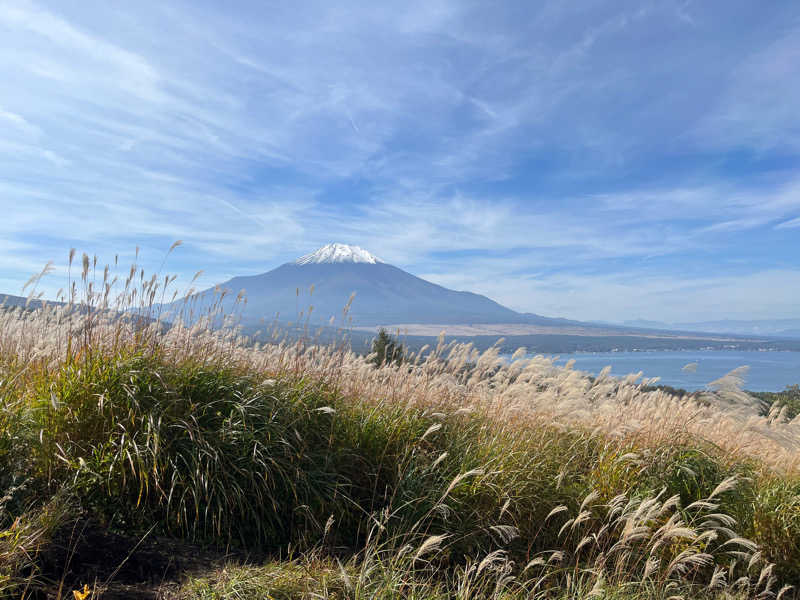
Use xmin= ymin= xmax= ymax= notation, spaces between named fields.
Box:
xmin=73 ymin=584 xmax=90 ymax=600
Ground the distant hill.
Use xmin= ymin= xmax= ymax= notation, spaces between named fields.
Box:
xmin=624 ymin=318 xmax=800 ymax=339
xmin=0 ymin=293 xmax=54 ymax=311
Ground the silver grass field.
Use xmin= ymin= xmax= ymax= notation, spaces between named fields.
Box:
xmin=1 ymin=251 xmax=800 ymax=599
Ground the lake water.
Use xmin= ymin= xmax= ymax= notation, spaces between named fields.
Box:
xmin=525 ymin=350 xmax=800 ymax=392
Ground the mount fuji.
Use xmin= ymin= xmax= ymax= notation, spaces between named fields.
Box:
xmin=197 ymin=243 xmax=530 ymax=327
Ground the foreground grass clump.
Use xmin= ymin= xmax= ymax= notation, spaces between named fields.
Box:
xmin=33 ymin=353 xmax=353 ymax=546
xmin=2 ymin=251 xmax=800 ymax=598
xmin=178 ymin=557 xmax=764 ymax=600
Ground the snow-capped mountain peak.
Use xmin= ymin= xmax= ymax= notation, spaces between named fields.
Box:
xmin=294 ymin=243 xmax=383 ymax=265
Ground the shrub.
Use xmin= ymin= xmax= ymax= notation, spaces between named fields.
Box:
xmin=370 ymin=328 xmax=404 ymax=367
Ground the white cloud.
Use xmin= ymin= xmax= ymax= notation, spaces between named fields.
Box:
xmin=0 ymin=106 xmax=41 ymax=137
xmin=422 ymin=267 xmax=800 ymax=323
xmin=775 ymin=217 xmax=800 ymax=230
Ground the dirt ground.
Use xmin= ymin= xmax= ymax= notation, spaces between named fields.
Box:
xmin=33 ymin=520 xmax=253 ymax=599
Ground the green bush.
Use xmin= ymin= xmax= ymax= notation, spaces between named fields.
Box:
xmin=751 ymin=384 xmax=800 ymax=419
xmin=370 ymin=329 xmax=404 ymax=367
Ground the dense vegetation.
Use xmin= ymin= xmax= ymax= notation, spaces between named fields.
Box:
xmin=2 ymin=255 xmax=800 ymax=599
xmin=751 ymin=385 xmax=800 ymax=420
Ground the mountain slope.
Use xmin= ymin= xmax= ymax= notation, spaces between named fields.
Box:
xmin=213 ymin=249 xmax=524 ymax=326
xmin=0 ymin=293 xmax=59 ymax=311
xmin=178 ymin=243 xmax=527 ymax=327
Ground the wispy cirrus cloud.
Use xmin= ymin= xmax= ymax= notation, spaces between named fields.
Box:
xmin=775 ymin=217 xmax=800 ymax=230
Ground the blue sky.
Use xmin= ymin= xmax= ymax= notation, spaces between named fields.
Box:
xmin=1 ymin=0 xmax=799 ymax=322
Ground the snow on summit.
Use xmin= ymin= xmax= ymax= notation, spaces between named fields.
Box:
xmin=294 ymin=243 xmax=383 ymax=265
